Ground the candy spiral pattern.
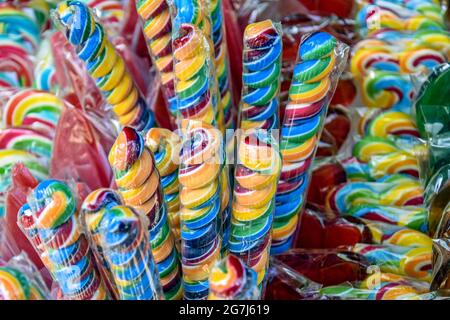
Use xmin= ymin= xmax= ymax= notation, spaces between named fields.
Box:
xmin=346 ymin=204 xmax=428 ymax=233
xmin=0 ymin=266 xmax=44 ymax=300
xmin=208 ymin=254 xmax=259 ymax=300
xmin=81 ymin=188 xmax=123 ymax=299
xmin=173 ymin=24 xmax=217 ymax=126
xmin=240 ymin=20 xmax=282 ymax=131
xmin=325 ymin=180 xmax=424 ymax=214
xmin=363 ymin=219 xmax=432 ymax=247
xmin=353 ymin=243 xmax=432 ymax=282
xmin=108 ymin=127 xmax=183 ymax=300
xmin=173 ymin=0 xmax=212 ymax=42
xmin=362 ymin=70 xmax=413 ymax=114
xmin=2 ymin=89 xmax=64 ymax=134
xmin=0 ymin=127 xmax=52 ymax=161
xmin=0 ymin=34 xmax=34 ymax=89
xmin=82 ymin=0 xmax=124 ymax=34
xmin=56 ymin=1 xmax=155 ymax=131
xmin=96 ymin=205 xmax=164 ymax=300
xmin=229 ymin=131 xmax=281 ymax=290
xmin=320 ymin=272 xmax=429 ymax=300
xmin=274 ymin=32 xmax=344 ymax=253
xmin=210 ymin=0 xmax=235 ymax=129
xmin=146 ymin=128 xmax=181 ymax=244
xmin=33 ymin=35 xmax=58 ymax=93
xmin=136 ymin=0 xmax=177 ymax=117
xmin=358 ymin=110 xmax=419 ymax=138
xmin=26 ymin=179 xmax=109 ymax=300
xmin=177 ymin=120 xmax=223 ymax=300
xmin=352 ymin=136 xmax=413 ymax=163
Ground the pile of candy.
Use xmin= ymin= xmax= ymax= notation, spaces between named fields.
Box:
xmin=0 ymin=0 xmax=449 ymax=300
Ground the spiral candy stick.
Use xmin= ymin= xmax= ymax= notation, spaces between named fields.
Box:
xmin=25 ymin=179 xmax=109 ymax=300
xmin=136 ymin=0 xmax=177 ymax=118
xmin=96 ymin=205 xmax=164 ymax=300
xmin=273 ymin=32 xmax=347 ymax=254
xmin=108 ymin=127 xmax=183 ymax=300
xmin=229 ymin=131 xmax=281 ymax=293
xmin=145 ymin=128 xmax=181 ymax=244
xmin=240 ymin=20 xmax=282 ymax=131
xmin=208 ymin=254 xmax=259 ymax=300
xmin=81 ymin=188 xmax=123 ymax=298
xmin=210 ymin=0 xmax=235 ymax=129
xmin=55 ymin=1 xmax=155 ymax=131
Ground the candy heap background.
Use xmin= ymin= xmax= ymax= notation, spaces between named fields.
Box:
xmin=0 ymin=0 xmax=449 ymax=300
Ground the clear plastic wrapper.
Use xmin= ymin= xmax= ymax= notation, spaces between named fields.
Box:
xmin=273 ymin=31 xmax=349 ymax=254
xmin=53 ymin=0 xmax=155 ymax=131
xmin=17 ymin=179 xmax=110 ymax=299
xmin=351 ymin=243 xmax=432 ymax=282
xmin=108 ymin=127 xmax=183 ymax=300
xmin=208 ymin=254 xmax=259 ymax=300
xmin=0 ymin=252 xmax=50 ymax=300
xmin=325 ymin=179 xmax=424 ymax=215
xmin=355 ymin=0 xmax=446 ymax=38
xmin=320 ymin=272 xmax=430 ymax=300
xmin=83 ymin=200 xmax=165 ymax=300
xmin=33 ymin=31 xmax=59 ymax=93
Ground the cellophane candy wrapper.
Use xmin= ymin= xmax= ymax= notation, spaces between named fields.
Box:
xmin=207 ymin=254 xmax=260 ymax=300
xmin=0 ymin=252 xmax=50 ymax=300
xmin=17 ymin=179 xmax=111 ymax=300
xmin=81 ymin=188 xmax=165 ymax=300
xmin=273 ymin=32 xmax=349 ymax=254
xmin=107 ymin=127 xmax=183 ymax=300
xmin=264 ymin=256 xmax=322 ymax=300
xmin=412 ymin=63 xmax=450 ymax=291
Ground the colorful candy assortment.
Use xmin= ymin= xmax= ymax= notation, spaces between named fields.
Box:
xmin=108 ymin=127 xmax=182 ymax=300
xmin=0 ymin=0 xmax=449 ymax=302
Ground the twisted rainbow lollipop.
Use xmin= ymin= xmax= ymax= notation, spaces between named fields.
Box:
xmin=108 ymin=127 xmax=183 ymax=300
xmin=55 ymin=0 xmax=155 ymax=131
xmin=273 ymin=32 xmax=346 ymax=253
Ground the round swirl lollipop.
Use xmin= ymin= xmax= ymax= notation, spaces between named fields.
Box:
xmin=2 ymin=89 xmax=64 ymax=134
xmin=358 ymin=110 xmax=419 ymax=138
xmin=325 ymin=180 xmax=424 ymax=214
xmin=55 ymin=0 xmax=155 ymax=131
xmin=208 ymin=254 xmax=259 ymax=300
xmin=0 ymin=266 xmax=42 ymax=300
xmin=28 ymin=179 xmax=109 ymax=300
xmin=109 ymin=127 xmax=183 ymax=300
xmin=274 ymin=31 xmax=346 ymax=253
xmin=352 ymin=243 xmax=432 ymax=282
xmin=97 ymin=205 xmax=164 ymax=300
xmin=240 ymin=20 xmax=282 ymax=131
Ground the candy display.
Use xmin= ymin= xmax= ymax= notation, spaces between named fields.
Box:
xmin=208 ymin=254 xmax=259 ymax=300
xmin=108 ymin=127 xmax=182 ymax=300
xmin=273 ymin=31 xmax=348 ymax=253
xmin=0 ymin=0 xmax=449 ymax=302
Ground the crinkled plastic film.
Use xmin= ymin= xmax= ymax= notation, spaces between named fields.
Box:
xmin=17 ymin=179 xmax=110 ymax=299
xmin=273 ymin=31 xmax=349 ymax=254
xmin=80 ymin=188 xmax=165 ymax=300
xmin=108 ymin=127 xmax=183 ymax=300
